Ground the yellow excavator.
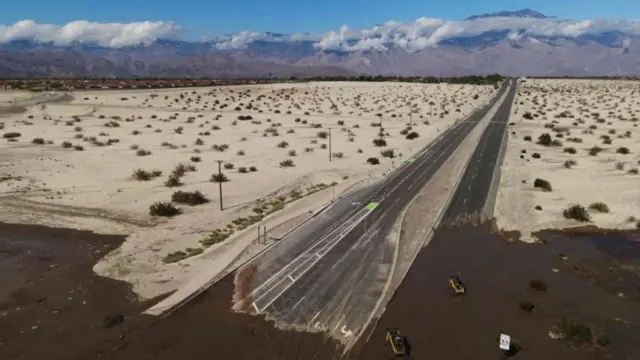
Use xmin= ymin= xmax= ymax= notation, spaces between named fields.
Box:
xmin=449 ymin=275 xmax=466 ymax=295
xmin=384 ymin=328 xmax=407 ymax=357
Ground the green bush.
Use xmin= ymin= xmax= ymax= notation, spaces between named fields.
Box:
xmin=367 ymin=157 xmax=380 ymax=165
xmin=588 ymin=202 xmax=609 ymax=213
xmin=171 ymin=190 xmax=209 ymax=205
xmin=533 ymin=178 xmax=552 ymax=192
xmin=563 ymin=204 xmax=591 ymax=222
xmin=210 ymin=173 xmax=229 ymax=182
xmin=149 ymin=201 xmax=181 ymax=217
xmin=373 ymin=138 xmax=387 ymax=147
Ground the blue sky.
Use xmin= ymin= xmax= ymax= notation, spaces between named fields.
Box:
xmin=3 ymin=0 xmax=640 ymax=37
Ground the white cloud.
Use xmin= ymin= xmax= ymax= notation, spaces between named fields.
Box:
xmin=313 ymin=17 xmax=640 ymax=52
xmin=0 ymin=20 xmax=182 ymax=47
xmin=1 ymin=16 xmax=640 ymax=52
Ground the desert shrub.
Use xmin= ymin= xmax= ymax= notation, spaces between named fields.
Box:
xmin=279 ymin=159 xmax=295 ymax=167
xmin=191 ymin=156 xmax=201 ymax=162
xmin=588 ymin=202 xmax=609 ymax=213
xmin=523 ymin=112 xmax=533 ymax=120
xmin=249 ymin=166 xmax=257 ymax=172
xmin=367 ymin=157 xmax=380 ymax=165
xmin=529 ymin=279 xmax=548 ymax=292
xmin=332 ymin=152 xmax=344 ymax=159
xmin=288 ymin=150 xmax=297 ymax=156
xmin=224 ymin=162 xmax=234 ymax=169
xmin=588 ymin=146 xmax=603 ymax=156
xmin=212 ymin=144 xmax=229 ymax=152
xmin=61 ymin=141 xmax=73 ymax=149
xmin=533 ymin=178 xmax=552 ymax=192
xmin=563 ymin=160 xmax=577 ymax=169
xmin=615 ymin=162 xmax=625 ymax=170
xmin=210 ymin=173 xmax=229 ymax=182
xmin=532 ymin=153 xmax=541 ymax=159
xmin=2 ymin=132 xmax=21 ymax=139
xmin=373 ymin=138 xmax=387 ymax=147
xmin=238 ymin=166 xmax=248 ymax=173
xmin=406 ymin=131 xmax=419 ymax=140
xmin=523 ymin=135 xmax=532 ymax=141
xmin=537 ymin=133 xmax=552 ymax=146
xmin=566 ymin=137 xmax=583 ymax=143
xmin=171 ymin=190 xmax=209 ymax=205
xmin=74 ymin=145 xmax=84 ymax=151
xmin=627 ymin=168 xmax=639 ymax=175
xmin=31 ymin=138 xmax=45 ymax=145
xmin=164 ymin=174 xmax=183 ymax=187
xmin=317 ymin=131 xmax=328 ymax=139
xmin=277 ymin=141 xmax=289 ymax=148
xmin=551 ymin=139 xmax=563 ymax=147
xmin=237 ymin=150 xmax=245 ymax=156
xmin=563 ymin=147 xmax=576 ymax=154
xmin=381 ymin=149 xmax=395 ymax=158
xmin=149 ymin=201 xmax=181 ymax=217
xmin=136 ymin=149 xmax=152 ymax=156
xmin=616 ymin=147 xmax=630 ymax=154
xmin=195 ymin=138 xmax=204 ymax=146
xmin=563 ymin=204 xmax=591 ymax=222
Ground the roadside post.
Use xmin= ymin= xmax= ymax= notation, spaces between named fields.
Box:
xmin=499 ymin=333 xmax=511 ymax=359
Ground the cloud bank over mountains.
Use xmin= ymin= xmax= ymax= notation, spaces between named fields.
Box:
xmin=0 ymin=20 xmax=182 ymax=47
xmin=1 ymin=12 xmax=639 ymax=51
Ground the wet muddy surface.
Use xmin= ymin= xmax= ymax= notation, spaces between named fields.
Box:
xmin=1 ymin=221 xmax=638 ymax=360
xmin=351 ymin=223 xmax=640 ymax=360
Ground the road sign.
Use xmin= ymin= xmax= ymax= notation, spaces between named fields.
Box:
xmin=499 ymin=334 xmax=511 ymax=351
xmin=407 ymin=157 xmax=416 ymax=163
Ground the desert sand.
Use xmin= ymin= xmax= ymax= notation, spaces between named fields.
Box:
xmin=0 ymin=81 xmax=494 ymax=298
xmin=495 ymin=79 xmax=640 ymax=242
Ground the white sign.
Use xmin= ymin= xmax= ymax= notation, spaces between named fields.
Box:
xmin=499 ymin=334 xmax=511 ymax=351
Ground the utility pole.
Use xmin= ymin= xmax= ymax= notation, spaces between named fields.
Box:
xmin=216 ymin=160 xmax=223 ymax=211
xmin=257 ymin=226 xmax=261 ymax=245
xmin=328 ymin=128 xmax=332 ymax=162
xmin=263 ymin=226 xmax=267 ymax=243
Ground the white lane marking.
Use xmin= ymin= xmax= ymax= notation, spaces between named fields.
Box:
xmin=252 ymin=209 xmax=373 ymax=310
xmin=249 ymin=207 xmax=371 ymax=296
xmin=309 ymin=311 xmax=321 ymax=327
xmin=252 ymin=302 xmax=260 ymax=313
xmin=332 ymin=315 xmax=346 ymax=334
xmin=341 ymin=325 xmax=353 ymax=337
xmin=292 ymin=295 xmax=306 ymax=310
xmin=288 ymin=275 xmax=295 ymax=282
xmin=463 ymin=198 xmax=467 ymax=204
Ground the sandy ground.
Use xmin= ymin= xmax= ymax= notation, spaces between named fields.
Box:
xmin=0 ymin=90 xmax=31 ymax=105
xmin=0 ymin=81 xmax=495 ymax=299
xmin=495 ymin=79 xmax=640 ymax=242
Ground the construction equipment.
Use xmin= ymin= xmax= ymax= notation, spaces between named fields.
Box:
xmin=449 ymin=275 xmax=466 ymax=295
xmin=384 ymin=328 xmax=407 ymax=357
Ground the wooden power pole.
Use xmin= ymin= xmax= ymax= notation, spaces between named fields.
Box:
xmin=216 ymin=160 xmax=223 ymax=211
xmin=329 ymin=128 xmax=332 ymax=162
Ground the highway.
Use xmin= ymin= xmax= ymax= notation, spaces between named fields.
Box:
xmin=442 ymin=79 xmax=517 ymax=220
xmin=233 ymin=80 xmax=514 ymax=345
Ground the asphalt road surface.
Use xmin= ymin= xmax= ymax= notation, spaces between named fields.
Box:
xmin=234 ymin=81 xmax=513 ymax=347
xmin=442 ymin=79 xmax=517 ymax=220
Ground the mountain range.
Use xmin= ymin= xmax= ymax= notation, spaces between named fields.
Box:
xmin=1 ymin=9 xmax=639 ymax=78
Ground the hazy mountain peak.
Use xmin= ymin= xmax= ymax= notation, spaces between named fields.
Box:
xmin=464 ymin=8 xmax=550 ymax=21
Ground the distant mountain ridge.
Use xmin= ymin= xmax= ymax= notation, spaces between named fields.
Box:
xmin=1 ymin=9 xmax=639 ymax=78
